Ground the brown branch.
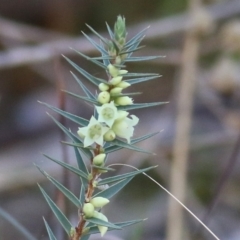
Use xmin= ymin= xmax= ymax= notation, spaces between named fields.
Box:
xmin=166 ymin=0 xmax=203 ymax=239
xmin=0 ymin=0 xmax=239 ymax=70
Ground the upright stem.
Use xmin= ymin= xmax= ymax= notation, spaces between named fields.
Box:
xmin=73 ymin=144 xmax=101 ymax=240
xmin=166 ymin=1 xmax=201 ymax=240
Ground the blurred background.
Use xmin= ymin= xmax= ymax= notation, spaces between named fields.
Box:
xmin=0 ymin=0 xmax=240 ymax=240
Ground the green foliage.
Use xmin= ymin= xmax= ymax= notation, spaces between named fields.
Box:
xmin=38 ymin=15 xmax=164 ymax=239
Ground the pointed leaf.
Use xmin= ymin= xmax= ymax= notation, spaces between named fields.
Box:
xmin=81 ymin=235 xmax=90 ymax=240
xmin=86 ymin=24 xmax=109 ymax=45
xmin=43 ymin=154 xmax=88 ymax=180
xmin=98 ymin=165 xmax=157 ymax=185
xmin=46 ymin=114 xmax=92 ymax=158
xmin=100 ymin=40 xmax=110 ymax=67
xmin=127 ymin=75 xmax=161 ymax=85
xmin=74 ymin=147 xmax=88 ymax=175
xmin=109 ymin=139 xmax=153 ymax=154
xmin=105 ymin=22 xmax=114 ymax=39
xmin=92 ymin=165 xmax=115 ymax=171
xmin=71 ymin=49 xmax=107 ymax=69
xmin=124 ymin=26 xmax=149 ymax=48
xmin=36 ymin=165 xmax=81 ymax=207
xmin=63 ymin=90 xmax=99 ymax=105
xmin=70 ymin=72 xmax=95 ymax=99
xmin=82 ymin=31 xmax=108 ymax=55
xmin=43 ymin=218 xmax=57 ymax=240
xmin=120 ymin=45 xmax=145 ymax=55
xmin=79 ymin=181 xmax=86 ymax=206
xmin=118 ymin=101 xmax=168 ymax=111
xmin=86 ymin=219 xmax=145 ymax=235
xmin=38 ymin=185 xmax=72 ymax=235
xmin=86 ymin=217 xmax=121 ymax=229
xmin=39 ymin=101 xmax=89 ymax=127
xmin=0 ymin=207 xmax=37 ymax=240
xmin=105 ymin=131 xmax=159 ymax=154
xmin=110 ymin=92 xmax=142 ymax=97
xmin=125 ymin=56 xmax=163 ymax=62
xmin=94 ymin=177 xmax=133 ymax=199
xmin=63 ymin=56 xmax=106 ymax=86
xmin=123 ymin=72 xmax=159 ymax=78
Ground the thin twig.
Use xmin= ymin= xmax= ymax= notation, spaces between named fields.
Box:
xmin=166 ymin=0 xmax=202 ymax=239
xmin=108 ymin=163 xmax=220 ymax=240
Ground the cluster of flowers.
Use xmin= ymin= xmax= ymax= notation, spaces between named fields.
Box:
xmin=77 ymin=64 xmax=139 ymax=148
xmin=76 ymin=16 xmax=139 ymax=236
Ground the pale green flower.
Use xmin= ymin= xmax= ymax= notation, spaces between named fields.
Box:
xmin=77 ymin=117 xmax=109 ymax=147
xmin=96 ymin=101 xmax=119 ymax=127
xmin=112 ymin=114 xmax=139 ymax=143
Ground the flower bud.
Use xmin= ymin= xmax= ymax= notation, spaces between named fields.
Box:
xmin=98 ymin=91 xmax=110 ymax=104
xmin=109 ymin=76 xmax=122 ymax=85
xmin=116 ymin=81 xmax=131 ymax=89
xmin=83 ymin=203 xmax=94 ymax=218
xmin=114 ymin=96 xmax=133 ymax=106
xmin=110 ymin=87 xmax=122 ymax=95
xmin=104 ymin=129 xmax=116 ymax=141
xmin=90 ymin=197 xmax=110 ymax=208
xmin=93 ymin=211 xmax=108 ymax=236
xmin=107 ymin=64 xmax=119 ymax=77
xmin=99 ymin=83 xmax=109 ymax=91
xmin=93 ymin=153 xmax=106 ymax=166
xmin=115 ymin=56 xmax=122 ymax=65
xmin=114 ymin=15 xmax=126 ymax=45
xmin=70 ymin=227 xmax=76 ymax=238
xmin=119 ymin=69 xmax=128 ymax=75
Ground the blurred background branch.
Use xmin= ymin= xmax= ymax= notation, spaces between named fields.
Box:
xmin=1 ymin=0 xmax=240 ymax=239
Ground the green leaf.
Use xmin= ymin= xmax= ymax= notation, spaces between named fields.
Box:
xmin=86 ymin=217 xmax=121 ymax=229
xmin=39 ymin=101 xmax=89 ymax=127
xmin=63 ymin=56 xmax=106 ymax=86
xmin=120 ymin=45 xmax=145 ymax=55
xmin=85 ymin=219 xmax=145 ymax=235
xmin=70 ymin=72 xmax=95 ymax=99
xmin=71 ymin=48 xmax=107 ymax=69
xmin=127 ymin=75 xmax=161 ymax=85
xmin=105 ymin=131 xmax=159 ymax=154
xmin=100 ymin=40 xmax=110 ymax=67
xmin=123 ymin=72 xmax=159 ymax=78
xmin=92 ymin=165 xmax=115 ymax=171
xmin=125 ymin=56 xmax=163 ymax=62
xmin=108 ymin=139 xmax=153 ymax=155
xmin=74 ymin=147 xmax=89 ymax=175
xmin=124 ymin=26 xmax=149 ymax=49
xmin=81 ymin=235 xmax=90 ymax=240
xmin=110 ymin=92 xmax=142 ymax=97
xmin=105 ymin=22 xmax=114 ymax=39
xmin=98 ymin=165 xmax=157 ymax=185
xmin=86 ymin=24 xmax=109 ymax=45
xmin=36 ymin=165 xmax=81 ymax=207
xmin=94 ymin=177 xmax=133 ymax=199
xmin=63 ymin=90 xmax=99 ymax=105
xmin=0 ymin=207 xmax=37 ymax=240
xmin=43 ymin=154 xmax=89 ymax=180
xmin=38 ymin=185 xmax=72 ymax=236
xmin=82 ymin=31 xmax=108 ymax=55
xmin=46 ymin=114 xmax=92 ymax=159
xmin=79 ymin=181 xmax=86 ymax=206
xmin=43 ymin=218 xmax=57 ymax=240
xmin=132 ymin=131 xmax=160 ymax=143
xmin=118 ymin=101 xmax=168 ymax=111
